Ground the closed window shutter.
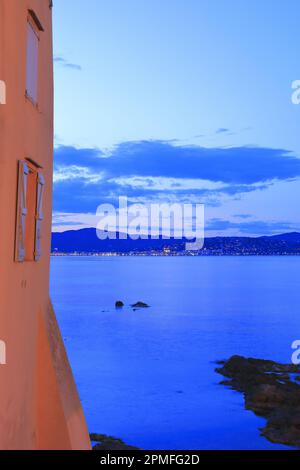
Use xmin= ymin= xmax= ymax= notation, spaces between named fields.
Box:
xmin=34 ymin=172 xmax=45 ymax=261
xmin=15 ymin=161 xmax=29 ymax=262
xmin=26 ymin=22 xmax=39 ymax=104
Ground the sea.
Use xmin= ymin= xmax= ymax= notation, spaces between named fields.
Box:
xmin=50 ymin=255 xmax=300 ymax=450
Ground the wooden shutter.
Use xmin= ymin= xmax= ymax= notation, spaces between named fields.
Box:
xmin=15 ymin=161 xmax=29 ymax=262
xmin=34 ymin=172 xmax=45 ymax=261
xmin=26 ymin=21 xmax=39 ymax=104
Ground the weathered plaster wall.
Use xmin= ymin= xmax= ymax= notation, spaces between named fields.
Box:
xmin=0 ymin=0 xmax=91 ymax=449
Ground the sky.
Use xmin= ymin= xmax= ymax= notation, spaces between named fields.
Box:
xmin=52 ymin=0 xmax=300 ymax=237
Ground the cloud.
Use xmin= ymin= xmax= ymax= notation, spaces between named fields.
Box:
xmin=52 ymin=212 xmax=99 ymax=232
xmin=55 ymin=141 xmax=300 ymax=184
xmin=53 ymin=55 xmax=82 ymax=71
xmin=53 ymin=140 xmax=300 ymax=213
xmin=206 ymin=218 xmax=296 ymax=235
xmin=53 ymin=165 xmax=104 ymax=183
xmin=54 ymin=146 xmax=104 ymax=168
xmin=216 ymin=128 xmax=230 ymax=134
xmin=233 ymin=214 xmax=252 ymax=219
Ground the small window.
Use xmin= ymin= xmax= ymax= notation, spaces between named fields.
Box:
xmin=26 ymin=21 xmax=39 ymax=104
xmin=15 ymin=160 xmax=45 ymax=262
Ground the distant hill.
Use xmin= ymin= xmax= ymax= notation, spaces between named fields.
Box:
xmin=51 ymin=228 xmax=187 ymax=253
xmin=260 ymin=232 xmax=300 ymax=242
xmin=51 ymin=228 xmax=300 ymax=255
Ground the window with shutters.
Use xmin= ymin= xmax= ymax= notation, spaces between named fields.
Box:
xmin=15 ymin=160 xmax=45 ymax=262
xmin=34 ymin=173 xmax=45 ymax=261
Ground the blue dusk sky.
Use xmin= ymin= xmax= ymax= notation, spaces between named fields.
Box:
xmin=52 ymin=0 xmax=300 ymax=236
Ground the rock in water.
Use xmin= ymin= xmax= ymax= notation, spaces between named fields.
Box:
xmin=115 ymin=300 xmax=124 ymax=308
xmin=216 ymin=355 xmax=300 ymax=447
xmin=131 ymin=301 xmax=150 ymax=308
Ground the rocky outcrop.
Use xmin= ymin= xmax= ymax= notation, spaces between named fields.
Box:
xmin=115 ymin=301 xmax=124 ymax=308
xmin=90 ymin=433 xmax=140 ymax=450
xmin=216 ymin=355 xmax=300 ymax=447
xmin=131 ymin=301 xmax=150 ymax=308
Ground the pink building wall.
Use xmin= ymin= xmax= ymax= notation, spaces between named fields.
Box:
xmin=0 ymin=0 xmax=91 ymax=449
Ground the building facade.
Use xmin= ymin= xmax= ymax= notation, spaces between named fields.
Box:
xmin=0 ymin=0 xmax=91 ymax=449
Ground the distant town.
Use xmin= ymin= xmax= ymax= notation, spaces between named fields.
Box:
xmin=51 ymin=228 xmax=300 ymax=256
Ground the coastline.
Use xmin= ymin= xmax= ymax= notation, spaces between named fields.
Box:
xmin=50 ymin=252 xmax=300 ymax=257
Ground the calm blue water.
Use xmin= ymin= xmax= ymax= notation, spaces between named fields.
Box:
xmin=50 ymin=256 xmax=300 ymax=450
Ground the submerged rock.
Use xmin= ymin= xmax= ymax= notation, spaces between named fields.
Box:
xmin=90 ymin=433 xmax=140 ymax=450
xmin=216 ymin=355 xmax=300 ymax=447
xmin=131 ymin=301 xmax=150 ymax=308
xmin=115 ymin=300 xmax=124 ymax=308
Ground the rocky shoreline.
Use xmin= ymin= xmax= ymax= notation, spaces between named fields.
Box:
xmin=91 ymin=355 xmax=300 ymax=450
xmin=216 ymin=355 xmax=300 ymax=448
xmin=90 ymin=433 xmax=140 ymax=450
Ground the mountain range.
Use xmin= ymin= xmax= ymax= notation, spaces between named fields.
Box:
xmin=51 ymin=228 xmax=300 ymax=255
